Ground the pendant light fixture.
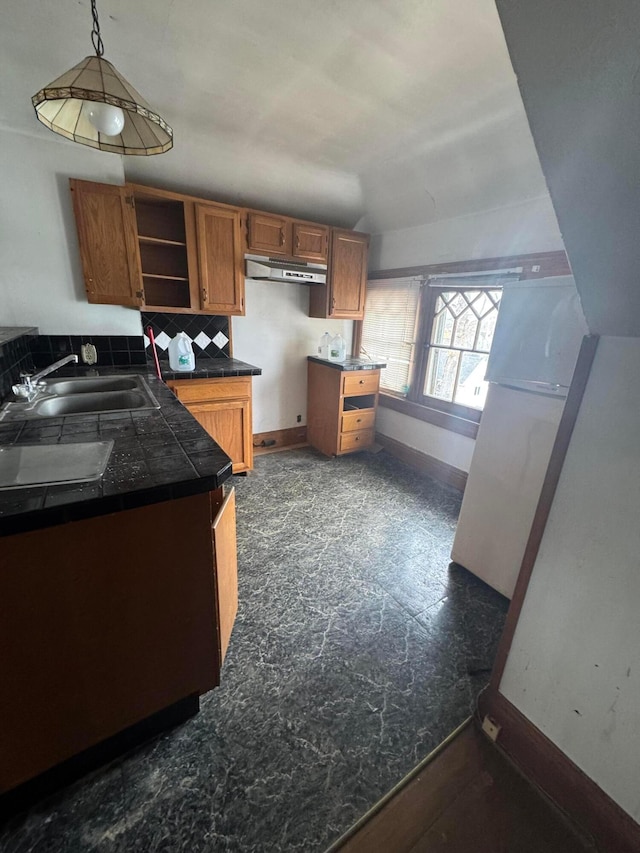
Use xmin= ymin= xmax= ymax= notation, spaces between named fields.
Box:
xmin=32 ymin=0 xmax=173 ymax=155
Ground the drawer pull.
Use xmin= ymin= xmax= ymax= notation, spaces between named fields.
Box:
xmin=355 ymin=436 xmax=360 ymax=441
xmin=356 ymin=418 xmax=362 ymax=423
xmin=359 ymin=379 xmax=365 ymax=384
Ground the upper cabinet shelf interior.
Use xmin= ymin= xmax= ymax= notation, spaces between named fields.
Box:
xmin=69 ymin=179 xmax=368 ymax=319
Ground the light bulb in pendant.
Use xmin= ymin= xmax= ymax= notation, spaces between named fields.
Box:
xmin=85 ymin=102 xmax=125 ymax=136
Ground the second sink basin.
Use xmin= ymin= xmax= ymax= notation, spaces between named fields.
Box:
xmin=35 ymin=390 xmax=151 ymax=417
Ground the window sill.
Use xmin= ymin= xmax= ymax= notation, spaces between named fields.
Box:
xmin=379 ymin=392 xmax=480 ymax=439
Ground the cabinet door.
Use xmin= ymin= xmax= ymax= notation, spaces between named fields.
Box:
xmin=188 ymin=398 xmax=253 ymax=473
xmin=292 ymin=222 xmax=329 ymax=262
xmin=196 ymin=203 xmax=245 ymax=315
xmin=328 ymin=230 xmax=369 ymax=319
xmin=211 ymin=487 xmax=238 ymax=665
xmin=246 ymin=212 xmax=291 ymax=255
xmin=70 ymin=179 xmax=143 ymax=306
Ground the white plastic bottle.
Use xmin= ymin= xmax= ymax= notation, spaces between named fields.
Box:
xmin=168 ymin=332 xmax=195 ymax=371
xmin=318 ymin=331 xmax=332 ymax=359
xmin=329 ymin=333 xmax=346 ymax=362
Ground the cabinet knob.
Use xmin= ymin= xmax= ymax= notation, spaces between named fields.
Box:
xmin=355 ymin=436 xmax=360 ymax=441
xmin=359 ymin=379 xmax=365 ymax=384
xmin=356 ymin=418 xmax=361 ymax=423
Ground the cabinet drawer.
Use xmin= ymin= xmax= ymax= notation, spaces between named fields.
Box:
xmin=341 ymin=409 xmax=375 ymax=433
xmin=339 ymin=428 xmax=375 ymax=453
xmin=169 ymin=378 xmax=251 ymax=403
xmin=341 ymin=371 xmax=380 ymax=396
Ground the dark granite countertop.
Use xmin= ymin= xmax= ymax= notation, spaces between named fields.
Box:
xmin=307 ymin=356 xmax=387 ymax=371
xmin=0 ymin=327 xmax=38 ymax=347
xmin=0 ymin=367 xmax=233 ymax=537
xmin=159 ymin=357 xmax=262 ymax=380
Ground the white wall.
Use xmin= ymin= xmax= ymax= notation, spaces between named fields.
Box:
xmin=500 ymin=337 xmax=640 ymax=820
xmin=496 ymin=0 xmax=640 ymax=338
xmin=232 ymin=281 xmax=352 ymax=433
xmin=0 ymin=127 xmax=142 ymax=336
xmin=376 ymin=407 xmax=476 ymax=473
xmin=369 ymin=194 xmax=564 ymax=271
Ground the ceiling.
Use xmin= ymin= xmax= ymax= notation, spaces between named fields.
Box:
xmin=4 ymin=0 xmax=551 ymax=233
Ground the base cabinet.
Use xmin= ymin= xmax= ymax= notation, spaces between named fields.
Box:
xmin=0 ymin=488 xmax=237 ymax=794
xmin=168 ymin=377 xmax=253 ymax=473
xmin=307 ymin=361 xmax=381 ymax=456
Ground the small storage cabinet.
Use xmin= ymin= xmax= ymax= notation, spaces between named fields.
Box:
xmin=168 ymin=377 xmax=254 ymax=473
xmin=307 ymin=358 xmax=381 ymax=457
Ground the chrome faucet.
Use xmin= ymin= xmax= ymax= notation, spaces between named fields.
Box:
xmin=12 ymin=354 xmax=79 ymax=400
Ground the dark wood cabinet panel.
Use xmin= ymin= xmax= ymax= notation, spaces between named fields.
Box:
xmin=0 ymin=492 xmax=234 ymax=792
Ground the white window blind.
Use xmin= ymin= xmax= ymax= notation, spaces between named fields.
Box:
xmin=361 ymin=277 xmax=422 ymax=394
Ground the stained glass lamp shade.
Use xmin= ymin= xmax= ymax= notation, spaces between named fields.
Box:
xmin=32 ymin=55 xmax=173 ymax=155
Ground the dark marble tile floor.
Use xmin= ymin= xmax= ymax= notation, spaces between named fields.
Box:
xmin=0 ymin=447 xmax=508 ymax=853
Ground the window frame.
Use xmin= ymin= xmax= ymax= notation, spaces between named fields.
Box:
xmin=409 ymin=283 xmax=503 ymax=423
xmin=355 ymin=250 xmax=572 ymax=437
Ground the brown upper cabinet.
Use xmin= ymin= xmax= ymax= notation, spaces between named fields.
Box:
xmin=246 ymin=212 xmax=291 ymax=256
xmin=70 ymin=180 xmax=143 ymax=307
xmin=196 ymin=203 xmax=244 ymax=314
xmin=70 ymin=180 xmax=245 ymax=315
xmin=245 ymin=211 xmax=329 ymax=264
xmin=70 ymin=178 xmax=367 ymax=319
xmin=309 ymin=230 xmax=369 ymax=320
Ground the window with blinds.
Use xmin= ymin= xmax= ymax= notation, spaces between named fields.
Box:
xmin=360 ymin=277 xmax=422 ymax=395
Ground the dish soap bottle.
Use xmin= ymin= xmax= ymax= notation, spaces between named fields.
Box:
xmin=318 ymin=331 xmax=332 ymax=359
xmin=329 ymin=333 xmax=346 ymax=362
xmin=168 ymin=332 xmax=195 ymax=371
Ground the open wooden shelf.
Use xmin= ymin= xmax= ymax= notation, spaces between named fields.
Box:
xmin=138 ymin=235 xmax=186 ymax=247
xmin=142 ymin=273 xmax=189 ymax=282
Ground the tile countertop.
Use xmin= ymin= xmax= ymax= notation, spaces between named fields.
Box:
xmin=0 ymin=368 xmax=236 ymax=537
xmin=157 ymin=357 xmax=262 ymax=380
xmin=307 ymin=356 xmax=387 ymax=371
xmin=0 ymin=327 xmax=38 ymax=347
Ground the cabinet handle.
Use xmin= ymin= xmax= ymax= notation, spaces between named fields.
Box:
xmin=280 ymin=230 xmax=285 ymax=246
xmin=332 ymin=297 xmax=336 ymax=309
xmin=201 ymin=288 xmax=208 ymax=303
xmin=356 ymin=418 xmax=362 ymax=423
xmin=135 ymin=290 xmax=144 ymax=298
xmin=359 ymin=379 xmax=365 ymax=385
xmin=295 ymin=236 xmax=300 ymax=249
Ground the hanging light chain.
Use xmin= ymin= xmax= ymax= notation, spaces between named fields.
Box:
xmin=90 ymin=0 xmax=105 ymax=57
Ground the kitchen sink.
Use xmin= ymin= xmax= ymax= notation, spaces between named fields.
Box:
xmin=35 ymin=390 xmax=151 ymax=417
xmin=0 ymin=441 xmax=114 ymax=489
xmin=43 ymin=376 xmax=140 ymax=395
xmin=0 ymin=375 xmax=160 ymax=421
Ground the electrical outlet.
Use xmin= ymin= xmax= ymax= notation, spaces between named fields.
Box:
xmin=482 ymin=715 xmax=501 ymax=742
xmin=81 ymin=343 xmax=97 ymax=365
xmin=297 ymin=414 xmax=302 ymax=423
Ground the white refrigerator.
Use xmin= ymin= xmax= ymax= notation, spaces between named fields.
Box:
xmin=450 ymin=276 xmax=588 ymax=598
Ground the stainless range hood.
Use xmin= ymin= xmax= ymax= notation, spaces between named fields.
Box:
xmin=245 ymin=254 xmax=327 ymax=285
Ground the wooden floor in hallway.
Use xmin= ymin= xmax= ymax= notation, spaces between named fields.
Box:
xmin=332 ymin=720 xmax=596 ymax=853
